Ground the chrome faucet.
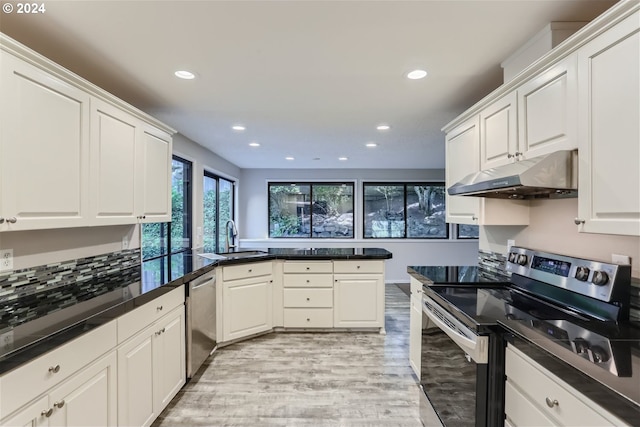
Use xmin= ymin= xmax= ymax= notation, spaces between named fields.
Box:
xmin=224 ymin=220 xmax=238 ymax=252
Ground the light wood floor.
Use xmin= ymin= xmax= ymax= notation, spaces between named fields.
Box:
xmin=153 ymin=284 xmax=424 ymax=426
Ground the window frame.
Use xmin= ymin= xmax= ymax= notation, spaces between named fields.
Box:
xmin=267 ymin=181 xmax=355 ymax=239
xmin=362 ymin=181 xmax=449 ymax=240
xmin=203 ymin=170 xmax=236 ymax=253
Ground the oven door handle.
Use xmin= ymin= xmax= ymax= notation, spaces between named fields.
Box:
xmin=423 ymin=299 xmax=488 ymax=364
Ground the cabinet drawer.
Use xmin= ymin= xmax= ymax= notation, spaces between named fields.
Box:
xmin=333 ymin=261 xmax=383 ymax=274
xmin=505 ymin=346 xmax=616 ymax=427
xmin=223 ymin=261 xmax=272 ymax=281
xmin=283 ymin=308 xmax=333 ymax=328
xmin=0 ymin=320 xmax=117 ymax=419
xmin=283 ymin=261 xmax=333 ymax=274
xmin=505 ymin=380 xmax=556 ymax=426
xmin=117 ymin=285 xmax=184 ymax=343
xmin=283 ymin=289 xmax=333 ymax=308
xmin=283 ymin=274 xmax=333 ymax=288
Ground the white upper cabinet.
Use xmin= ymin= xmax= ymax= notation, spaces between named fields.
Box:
xmin=480 ymin=92 xmax=518 ymax=169
xmin=0 ymin=51 xmax=91 ymax=231
xmin=576 ymin=8 xmax=640 ymax=236
xmin=0 ymin=34 xmax=174 ymax=232
xmin=517 ymin=54 xmax=578 ymax=159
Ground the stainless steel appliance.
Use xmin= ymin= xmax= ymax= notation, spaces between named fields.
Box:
xmin=419 ymin=248 xmax=639 ymax=427
xmin=186 ymin=269 xmax=216 ymax=378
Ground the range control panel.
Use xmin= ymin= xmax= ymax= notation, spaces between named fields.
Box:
xmin=506 ymin=247 xmax=631 ymax=303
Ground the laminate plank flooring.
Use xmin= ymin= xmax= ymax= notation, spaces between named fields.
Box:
xmin=153 ymin=284 xmax=424 ymax=427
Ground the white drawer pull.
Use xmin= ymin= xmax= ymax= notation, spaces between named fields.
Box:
xmin=545 ymin=397 xmax=559 ymax=408
xmin=48 ymin=364 xmax=61 ymax=374
xmin=41 ymin=408 xmax=53 ymax=417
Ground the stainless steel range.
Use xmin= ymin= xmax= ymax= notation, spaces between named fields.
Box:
xmin=417 ymin=247 xmax=639 ymax=427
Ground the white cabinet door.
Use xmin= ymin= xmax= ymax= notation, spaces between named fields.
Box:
xmin=445 ymin=116 xmax=480 ymax=225
xmin=480 ymin=91 xmax=518 ymax=169
xmin=49 ymin=352 xmax=117 ymax=427
xmin=154 ymin=308 xmax=186 ymax=412
xmin=0 ymin=396 xmax=49 ymax=427
xmin=138 ymin=125 xmax=172 ymax=223
xmin=117 ymin=330 xmax=156 ymax=427
xmin=517 ymin=55 xmax=578 ymax=159
xmin=222 ymin=276 xmax=273 ymax=342
xmin=409 ymin=292 xmax=422 ymax=378
xmin=576 ymin=10 xmax=640 ymax=236
xmin=0 ymin=52 xmax=90 ymax=231
xmin=90 ymin=98 xmax=138 ymax=225
xmin=333 ymin=274 xmax=384 ymax=328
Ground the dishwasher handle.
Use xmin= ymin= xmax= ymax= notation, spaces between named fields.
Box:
xmin=190 ymin=271 xmax=216 ymax=290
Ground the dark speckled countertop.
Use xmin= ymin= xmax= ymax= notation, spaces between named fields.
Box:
xmin=0 ymin=247 xmax=391 ymax=374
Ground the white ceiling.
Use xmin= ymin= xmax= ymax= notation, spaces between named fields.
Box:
xmin=1 ymin=0 xmax=617 ymax=169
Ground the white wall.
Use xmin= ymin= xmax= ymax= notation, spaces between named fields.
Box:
xmin=480 ymin=198 xmax=640 ymax=278
xmin=238 ymin=168 xmax=480 ymax=282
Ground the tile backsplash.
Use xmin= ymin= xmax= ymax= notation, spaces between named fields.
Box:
xmin=478 ymin=250 xmax=509 ymax=278
xmin=0 ymin=249 xmax=141 ymax=330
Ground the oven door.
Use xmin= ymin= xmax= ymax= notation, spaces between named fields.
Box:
xmin=420 ymin=295 xmax=490 ymax=427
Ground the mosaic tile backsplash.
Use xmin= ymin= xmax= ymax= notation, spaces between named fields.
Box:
xmin=478 ymin=250 xmax=510 ymax=278
xmin=0 ymin=249 xmax=141 ymax=330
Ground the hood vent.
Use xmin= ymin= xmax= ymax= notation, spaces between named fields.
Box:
xmin=447 ymin=150 xmax=577 ymax=200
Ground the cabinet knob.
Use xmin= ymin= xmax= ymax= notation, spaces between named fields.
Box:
xmin=48 ymin=364 xmax=61 ymax=374
xmin=574 ymin=218 xmax=585 ymax=225
xmin=306 ymin=267 xmax=310 ymax=271
xmin=545 ymin=397 xmax=559 ymax=408
xmin=507 ymin=153 xmax=514 ymax=159
xmin=0 ymin=217 xmax=4 ymax=224
xmin=356 ymin=265 xmax=361 ymax=269
xmin=471 ymin=216 xmax=478 ymax=221
xmin=306 ymin=279 xmax=310 ymax=283
xmin=6 ymin=217 xmax=16 ymax=224
xmin=41 ymin=408 xmax=54 ymax=418
xmin=53 ymin=400 xmax=65 ymax=409
xmin=157 ymin=305 xmax=163 ymax=311
xmin=306 ymin=318 xmax=310 ymax=322
xmin=306 ymin=297 xmax=310 ymax=301
xmin=248 ymin=269 xmax=253 ymax=273
xmin=514 ymin=151 xmax=523 ymax=157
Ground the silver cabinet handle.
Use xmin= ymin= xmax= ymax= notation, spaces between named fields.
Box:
xmin=6 ymin=217 xmax=16 ymax=224
xmin=356 ymin=265 xmax=361 ymax=269
xmin=157 ymin=305 xmax=163 ymax=311
xmin=41 ymin=408 xmax=53 ymax=417
xmin=545 ymin=397 xmax=559 ymax=408
xmin=574 ymin=218 xmax=585 ymax=225
xmin=54 ymin=400 xmax=65 ymax=409
xmin=49 ymin=364 xmax=61 ymax=374
xmin=471 ymin=216 xmax=478 ymax=221
xmin=507 ymin=153 xmax=514 ymax=159
xmin=0 ymin=218 xmax=4 ymax=224
xmin=514 ymin=151 xmax=523 ymax=157
xmin=306 ymin=297 xmax=310 ymax=301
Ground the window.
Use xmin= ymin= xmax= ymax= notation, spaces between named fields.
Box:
xmin=203 ymin=172 xmax=235 ymax=252
xmin=141 ymin=156 xmax=192 ymax=260
xmin=268 ymin=182 xmax=354 ymax=238
xmin=363 ymin=183 xmax=448 ymax=239
xmin=457 ymin=224 xmax=480 ymax=239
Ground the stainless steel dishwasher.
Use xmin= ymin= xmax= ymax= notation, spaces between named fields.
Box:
xmin=186 ymin=269 xmax=216 ymax=379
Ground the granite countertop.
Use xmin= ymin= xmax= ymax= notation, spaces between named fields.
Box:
xmin=0 ymin=247 xmax=391 ymax=374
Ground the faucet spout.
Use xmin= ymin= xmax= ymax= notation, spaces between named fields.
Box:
xmin=224 ymin=220 xmax=238 ymax=252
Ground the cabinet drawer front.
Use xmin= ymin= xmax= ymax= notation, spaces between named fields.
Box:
xmin=0 ymin=320 xmax=117 ymax=419
xmin=504 ymin=381 xmax=556 ymax=427
xmin=117 ymin=285 xmax=184 ymax=343
xmin=223 ymin=261 xmax=272 ymax=281
xmin=333 ymin=261 xmax=383 ymax=274
xmin=283 ymin=308 xmax=333 ymax=328
xmin=283 ymin=261 xmax=333 ymax=274
xmin=283 ymin=289 xmax=333 ymax=308
xmin=283 ymin=274 xmax=333 ymax=288
xmin=505 ymin=346 xmax=616 ymax=427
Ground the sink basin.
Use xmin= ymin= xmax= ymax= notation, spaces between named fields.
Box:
xmin=198 ymin=251 xmax=268 ymax=261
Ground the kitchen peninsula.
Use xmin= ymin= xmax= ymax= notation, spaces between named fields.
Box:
xmin=0 ymin=247 xmax=391 ymax=427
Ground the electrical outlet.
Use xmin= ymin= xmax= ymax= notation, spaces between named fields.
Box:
xmin=0 ymin=330 xmax=14 ymax=350
xmin=0 ymin=249 xmax=13 ymax=272
xmin=612 ymin=254 xmax=631 ymax=265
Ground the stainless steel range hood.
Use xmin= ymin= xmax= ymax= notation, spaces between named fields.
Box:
xmin=447 ymin=150 xmax=577 ymax=199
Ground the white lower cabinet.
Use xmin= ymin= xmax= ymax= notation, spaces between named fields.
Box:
xmin=282 ymin=261 xmax=334 ymax=328
xmin=333 ymin=261 xmax=385 ymax=329
xmin=505 ymin=344 xmax=627 ymax=427
xmin=409 ymin=278 xmax=423 ymax=378
xmin=220 ymin=262 xmax=273 ymax=342
xmin=117 ymin=306 xmax=185 ymax=427
xmin=1 ymin=347 xmax=117 ymax=427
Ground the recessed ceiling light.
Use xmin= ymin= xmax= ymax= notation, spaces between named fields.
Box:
xmin=249 ymin=142 xmax=260 ymax=147
xmin=286 ymin=156 xmax=295 ymax=161
xmin=366 ymin=143 xmax=378 ymax=148
xmin=232 ymin=125 xmax=246 ymax=131
xmin=174 ymin=70 xmax=196 ymax=80
xmin=407 ymin=69 xmax=428 ymax=80
xmin=376 ymin=124 xmax=391 ymax=131
xmin=339 ymin=157 xmax=348 ymax=161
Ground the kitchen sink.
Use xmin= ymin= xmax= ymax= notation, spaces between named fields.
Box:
xmin=198 ymin=250 xmax=268 ymax=261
